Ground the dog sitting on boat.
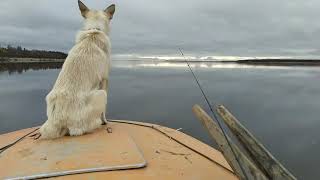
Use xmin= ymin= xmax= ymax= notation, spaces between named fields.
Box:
xmin=38 ymin=1 xmax=115 ymax=139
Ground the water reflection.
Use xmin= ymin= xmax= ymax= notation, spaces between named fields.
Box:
xmin=135 ymin=61 xmax=296 ymax=69
xmin=0 ymin=62 xmax=63 ymax=74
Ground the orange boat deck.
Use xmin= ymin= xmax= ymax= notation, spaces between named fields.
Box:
xmin=0 ymin=120 xmax=238 ymax=180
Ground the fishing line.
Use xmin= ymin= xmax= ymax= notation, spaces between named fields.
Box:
xmin=178 ymin=48 xmax=248 ymax=179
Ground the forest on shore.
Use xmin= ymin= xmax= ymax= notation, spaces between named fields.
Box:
xmin=0 ymin=45 xmax=67 ymax=59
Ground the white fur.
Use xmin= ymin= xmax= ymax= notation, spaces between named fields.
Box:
xmin=39 ymin=5 xmax=114 ymax=139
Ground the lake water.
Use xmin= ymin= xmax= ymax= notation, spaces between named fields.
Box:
xmin=0 ymin=60 xmax=319 ymax=179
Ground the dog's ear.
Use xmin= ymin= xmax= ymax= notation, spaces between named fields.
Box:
xmin=78 ymin=0 xmax=90 ymax=18
xmin=104 ymin=4 xmax=115 ymax=20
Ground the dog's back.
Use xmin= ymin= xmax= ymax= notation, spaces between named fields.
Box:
xmin=39 ymin=1 xmax=115 ymax=139
xmin=53 ymin=31 xmax=110 ymax=93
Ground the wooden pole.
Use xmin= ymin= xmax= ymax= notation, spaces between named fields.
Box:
xmin=217 ymin=105 xmax=297 ymax=180
xmin=192 ymin=104 xmax=267 ymax=180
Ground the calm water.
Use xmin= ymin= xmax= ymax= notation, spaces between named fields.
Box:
xmin=0 ymin=60 xmax=320 ymax=179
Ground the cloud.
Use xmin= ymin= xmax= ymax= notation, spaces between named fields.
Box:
xmin=0 ymin=0 xmax=320 ymax=58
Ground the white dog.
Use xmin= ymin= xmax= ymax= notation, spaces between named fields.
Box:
xmin=38 ymin=1 xmax=115 ymax=139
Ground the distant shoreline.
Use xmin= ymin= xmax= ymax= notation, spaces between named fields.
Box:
xmin=165 ymin=59 xmax=320 ymax=66
xmin=1 ymin=57 xmax=320 ymax=66
xmin=236 ymin=59 xmax=320 ymax=66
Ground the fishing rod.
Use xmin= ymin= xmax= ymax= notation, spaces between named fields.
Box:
xmin=178 ymin=48 xmax=248 ymax=180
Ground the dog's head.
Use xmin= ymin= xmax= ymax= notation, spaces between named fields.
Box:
xmin=78 ymin=0 xmax=115 ymax=34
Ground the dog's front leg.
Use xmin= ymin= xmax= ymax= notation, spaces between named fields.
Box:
xmin=100 ymin=79 xmax=109 ymax=125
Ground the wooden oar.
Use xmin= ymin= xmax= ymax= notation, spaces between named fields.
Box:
xmin=217 ymin=105 xmax=297 ymax=180
xmin=192 ymin=104 xmax=267 ymax=180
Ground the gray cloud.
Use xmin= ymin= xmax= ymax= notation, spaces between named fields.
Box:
xmin=0 ymin=0 xmax=320 ymax=57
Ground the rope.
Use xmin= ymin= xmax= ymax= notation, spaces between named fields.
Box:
xmin=178 ymin=48 xmax=249 ymax=180
xmin=0 ymin=128 xmax=39 ymax=154
xmin=109 ymin=119 xmax=234 ymax=174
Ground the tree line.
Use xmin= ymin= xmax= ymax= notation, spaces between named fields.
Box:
xmin=0 ymin=45 xmax=67 ymax=59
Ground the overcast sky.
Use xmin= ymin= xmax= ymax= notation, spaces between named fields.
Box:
xmin=0 ymin=0 xmax=320 ymax=58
